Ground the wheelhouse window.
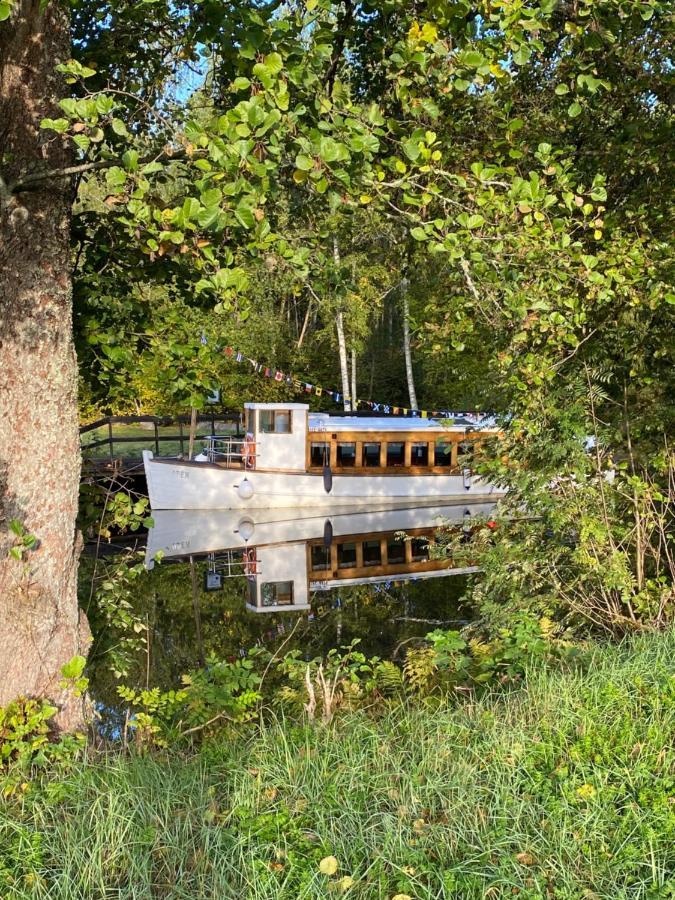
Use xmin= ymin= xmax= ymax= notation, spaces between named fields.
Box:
xmin=386 ymin=536 xmax=406 ymax=565
xmin=310 ymin=545 xmax=330 ymax=571
xmin=434 ymin=440 xmax=453 ymax=467
xmin=411 ymin=442 xmax=429 ymax=466
xmin=261 ymin=581 xmax=294 ymax=606
xmin=363 ymin=540 xmax=382 ymax=567
xmin=362 ymin=442 xmax=381 ymax=467
xmin=310 ymin=442 xmax=329 ymax=467
xmin=336 ymin=442 xmax=357 ymax=467
xmin=337 ymin=541 xmax=357 ymax=569
xmin=386 ymin=442 xmax=405 ymax=467
xmin=260 ymin=410 xmax=292 ymax=434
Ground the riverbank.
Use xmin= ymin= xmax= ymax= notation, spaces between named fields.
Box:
xmin=2 ymin=631 xmax=673 ymax=899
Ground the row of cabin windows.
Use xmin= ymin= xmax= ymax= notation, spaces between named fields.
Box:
xmin=310 ymin=536 xmax=430 ymax=572
xmin=310 ymin=440 xmax=467 ymax=469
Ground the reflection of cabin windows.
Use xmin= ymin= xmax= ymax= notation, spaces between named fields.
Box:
xmin=363 ymin=540 xmax=382 ymax=567
xmin=310 ymin=544 xmax=330 ymax=571
xmin=386 ymin=536 xmax=406 ymax=565
xmin=337 ymin=442 xmax=357 ymax=467
xmin=261 ymin=581 xmax=294 ymax=606
xmin=411 ymin=538 xmax=429 ymax=562
xmin=386 ymin=442 xmax=405 ymax=467
xmin=411 ymin=442 xmax=429 ymax=466
xmin=310 ymin=442 xmax=329 ymax=467
xmin=338 ymin=542 xmax=357 ymax=569
xmin=362 ymin=442 xmax=381 ymax=467
xmin=435 ymin=441 xmax=453 ymax=467
xmin=260 ymin=410 xmax=292 ymax=434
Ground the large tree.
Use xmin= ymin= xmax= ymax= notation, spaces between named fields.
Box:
xmin=0 ymin=0 xmax=89 ymax=726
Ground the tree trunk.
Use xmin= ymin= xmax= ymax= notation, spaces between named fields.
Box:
xmin=350 ymin=347 xmax=357 ymax=410
xmin=0 ymin=0 xmax=89 ymax=728
xmin=336 ymin=312 xmax=351 ymax=411
xmin=332 ymin=236 xmax=351 ymax=411
xmin=401 ymin=277 xmax=418 ymax=410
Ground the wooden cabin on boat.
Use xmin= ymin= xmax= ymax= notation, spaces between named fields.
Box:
xmin=143 ymin=402 xmax=504 ymax=510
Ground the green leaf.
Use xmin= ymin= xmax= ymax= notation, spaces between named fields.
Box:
xmin=568 ymin=101 xmax=582 ymax=118
xmin=252 ymin=62 xmax=273 ymax=90
xmin=513 ymin=46 xmax=531 ymax=66
xmin=265 ymin=52 xmax=283 ymax=75
xmin=554 ymin=83 xmax=570 ymax=95
xmin=111 ymin=118 xmax=129 ymax=137
xmin=410 ymin=226 xmax=428 ymax=241
xmin=0 ymin=2 xmax=11 ymax=22
xmin=61 ymin=655 xmax=87 ymax=680
xmin=295 ymin=153 xmax=314 ymax=171
xmin=460 ymin=50 xmax=485 ymax=68
xmin=402 ymin=138 xmax=421 ymax=161
xmin=234 ymin=202 xmax=255 ymax=229
xmin=198 ymin=205 xmax=221 ymax=229
xmin=40 ymin=117 xmax=69 ymax=134
xmin=122 ymin=149 xmax=139 ymax=171
xmin=231 ymin=77 xmax=251 ymax=91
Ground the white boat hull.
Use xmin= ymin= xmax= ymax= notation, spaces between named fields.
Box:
xmin=143 ymin=451 xmax=505 ymax=510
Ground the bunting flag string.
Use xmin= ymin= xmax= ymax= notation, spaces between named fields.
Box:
xmin=209 ymin=337 xmax=494 ymax=426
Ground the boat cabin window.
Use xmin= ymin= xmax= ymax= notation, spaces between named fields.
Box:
xmin=434 ymin=440 xmax=453 ymax=467
xmin=386 ymin=442 xmax=405 ymax=467
xmin=310 ymin=545 xmax=330 ymax=571
xmin=337 ymin=541 xmax=357 ymax=569
xmin=411 ymin=442 xmax=429 ymax=466
xmin=386 ymin=536 xmax=406 ymax=565
xmin=337 ymin=442 xmax=357 ymax=467
xmin=310 ymin=442 xmax=329 ymax=467
xmin=362 ymin=442 xmax=381 ymax=467
xmin=259 ymin=410 xmax=292 ymax=434
xmin=363 ymin=540 xmax=382 ymax=567
xmin=411 ymin=538 xmax=429 ymax=562
xmin=458 ymin=439 xmax=474 ymax=463
xmin=261 ymin=581 xmax=294 ymax=606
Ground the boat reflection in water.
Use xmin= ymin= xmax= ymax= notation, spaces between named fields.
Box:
xmin=146 ymin=502 xmax=497 ymax=614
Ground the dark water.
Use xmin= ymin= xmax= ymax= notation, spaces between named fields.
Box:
xmin=82 ymin=501 xmax=494 ymax=710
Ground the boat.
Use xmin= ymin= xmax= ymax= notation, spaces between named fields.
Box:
xmin=145 ymin=501 xmax=496 ymax=613
xmin=143 ymin=402 xmax=505 ymax=510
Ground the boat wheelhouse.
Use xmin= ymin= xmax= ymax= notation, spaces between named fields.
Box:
xmin=143 ymin=402 xmax=504 ymax=510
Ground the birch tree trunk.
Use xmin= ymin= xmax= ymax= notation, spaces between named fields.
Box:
xmin=336 ymin=312 xmax=351 ymax=411
xmin=0 ymin=0 xmax=89 ymax=728
xmin=332 ymin=236 xmax=351 ymax=411
xmin=401 ymin=277 xmax=418 ymax=410
xmin=350 ymin=347 xmax=357 ymax=410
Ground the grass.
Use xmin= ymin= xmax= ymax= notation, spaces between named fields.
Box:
xmin=2 ymin=632 xmax=674 ymax=899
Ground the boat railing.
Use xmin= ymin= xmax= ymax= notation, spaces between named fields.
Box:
xmin=207 ymin=549 xmax=260 ymax=578
xmin=204 ymin=435 xmax=258 ymax=469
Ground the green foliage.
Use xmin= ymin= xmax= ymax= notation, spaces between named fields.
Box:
xmin=0 ymin=698 xmax=84 ymax=775
xmin=117 ymin=655 xmax=261 ymax=748
xmin=7 ymin=519 xmax=38 ymax=562
xmin=59 ymin=655 xmax=89 ymax=698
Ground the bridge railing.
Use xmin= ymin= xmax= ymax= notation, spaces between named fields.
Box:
xmin=80 ymin=412 xmax=243 ymax=461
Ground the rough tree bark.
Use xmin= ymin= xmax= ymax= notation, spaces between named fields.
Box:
xmin=0 ymin=0 xmax=89 ymax=728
